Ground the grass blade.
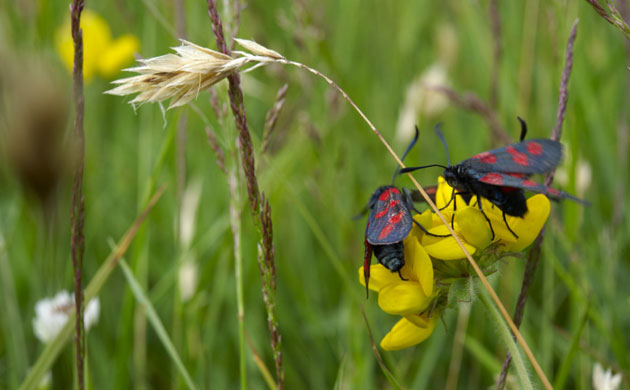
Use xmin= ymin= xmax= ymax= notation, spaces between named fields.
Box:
xmin=118 ymin=258 xmax=197 ymax=390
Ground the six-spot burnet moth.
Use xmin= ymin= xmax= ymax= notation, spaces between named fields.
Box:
xmin=401 ymin=119 xmax=588 ymax=240
xmin=361 ymin=127 xmax=449 ymax=296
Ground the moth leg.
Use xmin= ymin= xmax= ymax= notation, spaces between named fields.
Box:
xmin=476 ymin=194 xmax=495 ymax=241
xmin=411 ymin=218 xmax=450 ymax=237
xmin=451 ymin=192 xmax=458 ymax=231
xmin=439 ymin=187 xmax=456 ymax=211
xmin=403 ymin=188 xmax=450 ymax=237
xmin=502 ymin=210 xmax=519 ymax=239
xmin=397 ymin=270 xmax=408 ymax=281
xmin=363 ymin=239 xmax=372 ymax=298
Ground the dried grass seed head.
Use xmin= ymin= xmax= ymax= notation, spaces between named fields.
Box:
xmin=106 ymin=39 xmax=284 ymax=109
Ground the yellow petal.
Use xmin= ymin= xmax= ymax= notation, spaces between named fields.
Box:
xmin=454 ymin=206 xmax=493 ymax=249
xmin=358 ymin=264 xmax=400 ymax=292
xmin=412 ymin=211 xmax=433 ymax=236
xmin=380 ymin=315 xmax=438 ymax=351
xmin=98 ymin=34 xmax=140 ymax=78
xmin=422 ymin=225 xmax=476 ymax=260
xmin=404 ymin=237 xmax=434 ymax=296
xmin=501 ymin=195 xmax=550 ymax=252
xmin=404 ymin=313 xmax=431 ymax=328
xmin=378 ymin=283 xmax=430 ymax=315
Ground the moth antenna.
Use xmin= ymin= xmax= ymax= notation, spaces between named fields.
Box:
xmin=517 ymin=116 xmax=527 ymax=142
xmin=391 ymin=126 xmax=420 ymax=184
xmin=433 ymin=123 xmax=451 ymax=166
xmin=399 ymin=164 xmax=448 ymax=174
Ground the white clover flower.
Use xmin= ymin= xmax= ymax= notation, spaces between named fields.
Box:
xmin=593 ymin=363 xmax=622 ymax=390
xmin=33 ymin=290 xmax=100 ymax=343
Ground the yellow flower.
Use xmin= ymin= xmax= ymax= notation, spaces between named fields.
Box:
xmin=358 ymin=225 xmax=439 ymax=349
xmin=380 ymin=313 xmax=439 ymax=351
xmin=422 ymin=177 xmax=550 ymax=259
xmin=55 ymin=10 xmax=139 ymax=81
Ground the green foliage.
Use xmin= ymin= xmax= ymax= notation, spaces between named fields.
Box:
xmin=1 ymin=0 xmax=629 ymax=389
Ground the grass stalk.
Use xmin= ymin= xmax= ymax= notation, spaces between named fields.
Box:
xmin=497 ymin=20 xmax=578 ymax=389
xmin=206 ymin=1 xmax=283 ymax=388
xmin=228 ymin=167 xmax=247 ymax=390
xmin=69 ymin=1 xmax=86 ymax=388
xmin=271 ymin=56 xmax=553 ymax=389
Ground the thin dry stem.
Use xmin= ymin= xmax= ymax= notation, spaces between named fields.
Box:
xmin=276 ymin=56 xmax=552 ymax=389
xmin=206 ymin=1 xmax=283 ymax=388
xmin=497 ymin=20 xmax=578 ymax=390
xmin=585 ymin=0 xmax=630 ymax=40
xmin=70 ymin=1 xmax=86 ymax=389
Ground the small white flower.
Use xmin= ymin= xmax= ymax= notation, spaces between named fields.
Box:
xmin=33 ymin=290 xmax=100 ymax=343
xmin=593 ymin=363 xmax=622 ymax=390
xmin=178 ymin=260 xmax=198 ymax=303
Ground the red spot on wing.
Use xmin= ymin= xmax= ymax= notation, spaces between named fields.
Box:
xmin=472 ymin=151 xmax=497 ymax=164
xmin=548 ymin=187 xmax=560 ymax=196
xmin=480 ymin=173 xmax=504 ymax=185
xmin=378 ymin=224 xmax=395 ymax=240
xmin=377 ymin=212 xmax=405 ymax=240
xmin=507 ymin=173 xmax=526 ymax=178
xmin=388 ymin=213 xmax=404 ymax=224
xmin=390 ymin=188 xmax=401 ymax=194
xmin=526 ymin=141 xmax=543 ymax=155
xmin=506 ymin=146 xmax=529 ymax=166
xmin=374 ymin=200 xmax=401 ymax=219
xmin=378 ymin=189 xmax=391 ymax=201
xmin=522 ymin=179 xmax=538 ymax=187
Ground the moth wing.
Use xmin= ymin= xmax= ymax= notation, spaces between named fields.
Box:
xmin=366 ymin=189 xmax=412 ymax=245
xmin=463 ymin=139 xmax=562 ymax=174
xmin=473 ymin=172 xmax=587 ymax=203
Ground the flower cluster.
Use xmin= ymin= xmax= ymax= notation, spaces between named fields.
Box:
xmin=55 ymin=10 xmax=139 ymax=81
xmin=359 ymin=177 xmax=550 ymax=350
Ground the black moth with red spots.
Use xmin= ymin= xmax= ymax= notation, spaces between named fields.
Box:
xmin=362 ymin=127 xmax=437 ymax=296
xmin=402 ymin=120 xmax=587 ymax=239
xmin=363 ymin=186 xmax=413 ymax=287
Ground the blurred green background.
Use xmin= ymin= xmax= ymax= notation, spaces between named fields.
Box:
xmin=1 ymin=0 xmax=629 ymax=388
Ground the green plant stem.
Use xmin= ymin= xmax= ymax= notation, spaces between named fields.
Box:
xmin=228 ymin=167 xmax=247 ymax=390
xmin=478 ymin=286 xmax=533 ymax=390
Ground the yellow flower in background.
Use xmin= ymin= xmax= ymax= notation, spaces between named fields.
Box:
xmin=359 ymin=223 xmax=439 ymax=350
xmin=55 ymin=10 xmax=139 ymax=81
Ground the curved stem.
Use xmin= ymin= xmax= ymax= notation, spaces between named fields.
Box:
xmin=278 ymin=57 xmax=553 ymax=390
